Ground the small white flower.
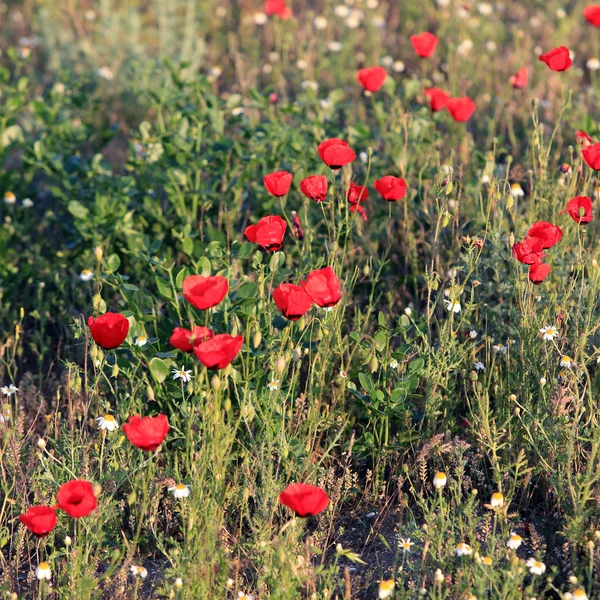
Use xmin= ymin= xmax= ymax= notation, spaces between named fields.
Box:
xmin=474 ymin=361 xmax=485 ymax=371
xmin=444 ymin=299 xmax=462 ymax=313
xmin=392 ymin=60 xmax=405 ymax=73
xmin=209 ymin=66 xmax=223 ymax=78
xmin=359 ymin=151 xmax=369 ymax=164
xmin=301 ymin=80 xmax=319 ymax=92
xmin=296 ymin=59 xmax=308 ymax=70
xmin=4 ymin=191 xmax=16 ymax=205
xmin=130 ymin=565 xmax=148 ymax=579
xmin=434 ymin=568 xmax=444 ymax=583
xmin=334 ymin=4 xmax=350 ymax=17
xmin=35 ymin=562 xmax=51 ymax=581
xmin=175 ymin=578 xmax=183 ymax=588
xmin=378 ymin=580 xmax=395 ymax=599
xmin=398 ymin=537 xmax=413 ymax=553
xmin=172 ymin=366 xmax=193 ymax=383
xmin=433 ymin=472 xmax=447 ymax=489
xmin=168 ymin=483 xmax=191 ymax=499
xmin=478 ymin=2 xmax=493 ymax=15
xmin=346 ymin=14 xmax=361 ymax=28
xmin=404 ymin=307 xmax=412 ymax=316
xmin=540 ymin=325 xmax=558 ymax=341
xmin=469 ymin=330 xmax=478 ymax=339
xmin=526 ymin=558 xmax=546 ymax=575
xmin=231 ymin=107 xmax=245 ymax=117
xmin=79 ymin=269 xmax=94 ymax=281
xmin=556 ymin=7 xmax=566 ymax=18
xmin=366 ymin=0 xmax=379 ymax=8
xmin=96 ymin=414 xmax=119 ymax=431
xmin=328 ymin=41 xmax=343 ymax=53
xmin=457 ymin=39 xmax=474 ymax=56
xmin=507 ymin=532 xmax=522 ymax=549
xmin=252 ymin=12 xmax=268 ymax=25
xmin=389 ymin=359 xmax=399 ymax=369
xmin=381 ymin=55 xmax=394 ymax=67
xmin=22 ymin=198 xmax=34 ymax=208
xmin=560 ymin=356 xmax=573 ymax=369
xmin=372 ymin=15 xmax=386 ymax=28
xmin=540 ymin=377 xmax=547 ymax=386
xmin=511 ymin=183 xmax=525 ymax=197
xmin=1 ymin=384 xmax=18 ymax=396
xmin=573 ymin=589 xmax=588 ymax=600
xmin=455 ymin=543 xmax=473 ymax=557
xmin=339 ymin=370 xmax=347 ymax=379
xmin=267 ymin=379 xmax=279 ymax=391
xmin=0 ymin=402 xmax=10 ymax=423
xmin=37 ymin=438 xmax=46 ymax=449
xmin=587 ymin=58 xmax=600 ymax=71
xmin=84 ymin=9 xmax=96 ymax=21
xmin=313 ymin=15 xmax=328 ymax=29
xmin=486 ymin=40 xmax=497 ymax=52
xmin=492 ymin=344 xmax=507 ymax=354
xmin=262 ymin=64 xmax=273 ymax=75
xmin=97 ymin=66 xmax=114 ymax=81
xmin=490 ymin=492 xmax=504 ymax=507
xmin=135 ymin=336 xmax=148 ymax=347
xmin=237 ymin=593 xmax=255 ymax=600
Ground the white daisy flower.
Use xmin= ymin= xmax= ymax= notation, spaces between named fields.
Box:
xmin=168 ymin=483 xmax=191 ymax=499
xmin=573 ymin=589 xmax=588 ymax=600
xmin=444 ymin=299 xmax=462 ymax=313
xmin=313 ymin=16 xmax=328 ymax=29
xmin=172 ymin=366 xmax=193 ymax=383
xmin=507 ymin=532 xmax=522 ymax=549
xmin=97 ymin=66 xmax=114 ymax=81
xmin=469 ymin=330 xmax=478 ymax=339
xmin=267 ymin=379 xmax=279 ymax=391
xmin=35 ymin=562 xmax=51 ymax=581
xmin=237 ymin=593 xmax=255 ymax=600
xmin=378 ymin=580 xmax=395 ymax=599
xmin=96 ymin=414 xmax=119 ymax=431
xmin=510 ymin=183 xmax=525 ymax=197
xmin=0 ymin=402 xmax=10 ymax=423
xmin=334 ymin=5 xmax=350 ymax=17
xmin=433 ymin=472 xmax=447 ymax=489
xmin=526 ymin=558 xmax=546 ymax=575
xmin=455 ymin=543 xmax=473 ymax=556
xmin=474 ymin=361 xmax=485 ymax=371
xmin=389 ymin=359 xmax=399 ymax=369
xmin=135 ymin=336 xmax=148 ymax=347
xmin=392 ymin=60 xmax=405 ymax=73
xmin=560 ymin=356 xmax=573 ymax=369
xmin=79 ymin=269 xmax=94 ymax=281
xmin=587 ymin=58 xmax=600 ymax=71
xmin=1 ymin=384 xmax=18 ymax=396
xmin=398 ymin=537 xmax=413 ymax=553
xmin=490 ymin=492 xmax=504 ymax=507
xmin=22 ymin=198 xmax=34 ymax=208
xmin=252 ymin=12 xmax=268 ymax=25
xmin=130 ymin=565 xmax=148 ymax=578
xmin=328 ymin=41 xmax=343 ymax=53
xmin=4 ymin=191 xmax=16 ymax=205
xmin=540 ymin=325 xmax=558 ymax=340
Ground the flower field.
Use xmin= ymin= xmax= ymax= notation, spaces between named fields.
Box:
xmin=2 ymin=0 xmax=600 ymax=598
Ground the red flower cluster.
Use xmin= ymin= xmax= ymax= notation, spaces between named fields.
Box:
xmin=264 ymin=0 xmax=291 ymax=19
xmin=194 ymin=334 xmax=244 ymax=369
xmin=170 ymin=326 xmax=213 ymax=352
xmin=19 ymin=480 xmax=98 ymax=537
xmin=510 ymin=67 xmax=529 ymax=89
xmin=357 ymin=66 xmax=387 ymax=92
xmin=346 ymin=182 xmax=369 ymax=220
xmin=512 ymin=222 xmax=563 ymax=284
xmin=279 ymin=483 xmax=329 ymax=517
xmin=424 ymin=90 xmax=476 ymax=122
xmin=88 ymin=313 xmax=130 ymax=349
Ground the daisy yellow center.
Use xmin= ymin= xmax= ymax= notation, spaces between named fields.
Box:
xmin=492 ymin=492 xmax=503 ymax=501
xmin=175 ymin=483 xmax=186 ymax=490
xmin=103 ymin=415 xmax=115 ymax=422
xmin=81 ymin=270 xmax=92 ymax=276
xmin=380 ymin=580 xmax=394 ymax=591
xmin=138 ymin=336 xmax=147 ymax=341
xmin=532 ymin=561 xmax=542 ymax=568
xmin=562 ymin=356 xmax=571 ymax=363
xmin=483 ymin=556 xmax=493 ymax=565
xmin=38 ymin=562 xmax=50 ymax=570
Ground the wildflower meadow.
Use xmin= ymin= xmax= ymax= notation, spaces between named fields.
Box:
xmin=2 ymin=0 xmax=600 ymax=598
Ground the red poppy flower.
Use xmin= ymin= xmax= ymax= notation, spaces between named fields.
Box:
xmin=122 ymin=414 xmax=170 ymax=452
xmin=264 ymin=0 xmax=292 ymax=19
xmin=194 ymin=334 xmax=244 ymax=369
xmin=318 ymin=138 xmax=356 ymax=170
xmin=424 ymin=88 xmax=449 ymax=111
xmin=538 ymin=46 xmax=572 ymax=71
xmin=410 ymin=32 xmax=439 ymax=58
xmin=583 ymin=142 xmax=600 ymax=170
xmin=446 ymin=97 xmax=476 ymax=122
xmin=529 ymin=263 xmax=551 ymax=285
xmin=350 ymin=204 xmax=368 ymax=221
xmin=88 ymin=313 xmax=130 ymax=349
xmin=512 ymin=236 xmax=546 ymax=265
xmin=279 ymin=483 xmax=329 ymax=517
xmin=300 ymin=175 xmax=328 ymax=202
xmin=301 ymin=267 xmax=341 ymax=308
xmin=245 ymin=215 xmax=287 ymax=251
xmin=19 ymin=506 xmax=58 ymax=536
xmin=291 ymin=211 xmax=304 ymax=240
xmin=357 ymin=66 xmax=387 ymax=92
xmin=273 ymin=283 xmax=313 ymax=321
xmin=560 ymin=196 xmax=594 ymax=224
xmin=374 ymin=176 xmax=407 ymax=202
xmin=510 ymin=67 xmax=529 ymax=89
xmin=576 ymin=130 xmax=593 ymax=145
xmin=170 ymin=326 xmax=214 ymax=352
xmin=56 ymin=480 xmax=97 ymax=518
xmin=527 ymin=221 xmax=563 ymax=249
xmin=264 ymin=171 xmax=293 ymax=197
xmin=346 ymin=182 xmax=368 ymax=204
xmin=584 ymin=5 xmax=600 ymax=26
xmin=182 ymin=275 xmax=229 ymax=310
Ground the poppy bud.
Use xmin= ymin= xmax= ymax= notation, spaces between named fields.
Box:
xmin=211 ymin=375 xmax=221 ymax=391
xmin=276 ymin=356 xmax=286 ymax=373
xmin=253 ymin=330 xmax=262 ymax=348
xmin=94 ymin=246 xmax=103 ymax=262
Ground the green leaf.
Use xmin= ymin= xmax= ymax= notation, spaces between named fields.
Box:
xmin=149 ymin=357 xmax=170 ymax=384
xmin=358 ymin=372 xmax=373 ymax=393
xmin=68 ymin=200 xmax=89 ymax=220
xmin=0 ymin=124 xmax=23 ymax=147
xmin=183 ymin=237 xmax=194 ymax=256
xmin=408 ymin=357 xmax=425 ymax=374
